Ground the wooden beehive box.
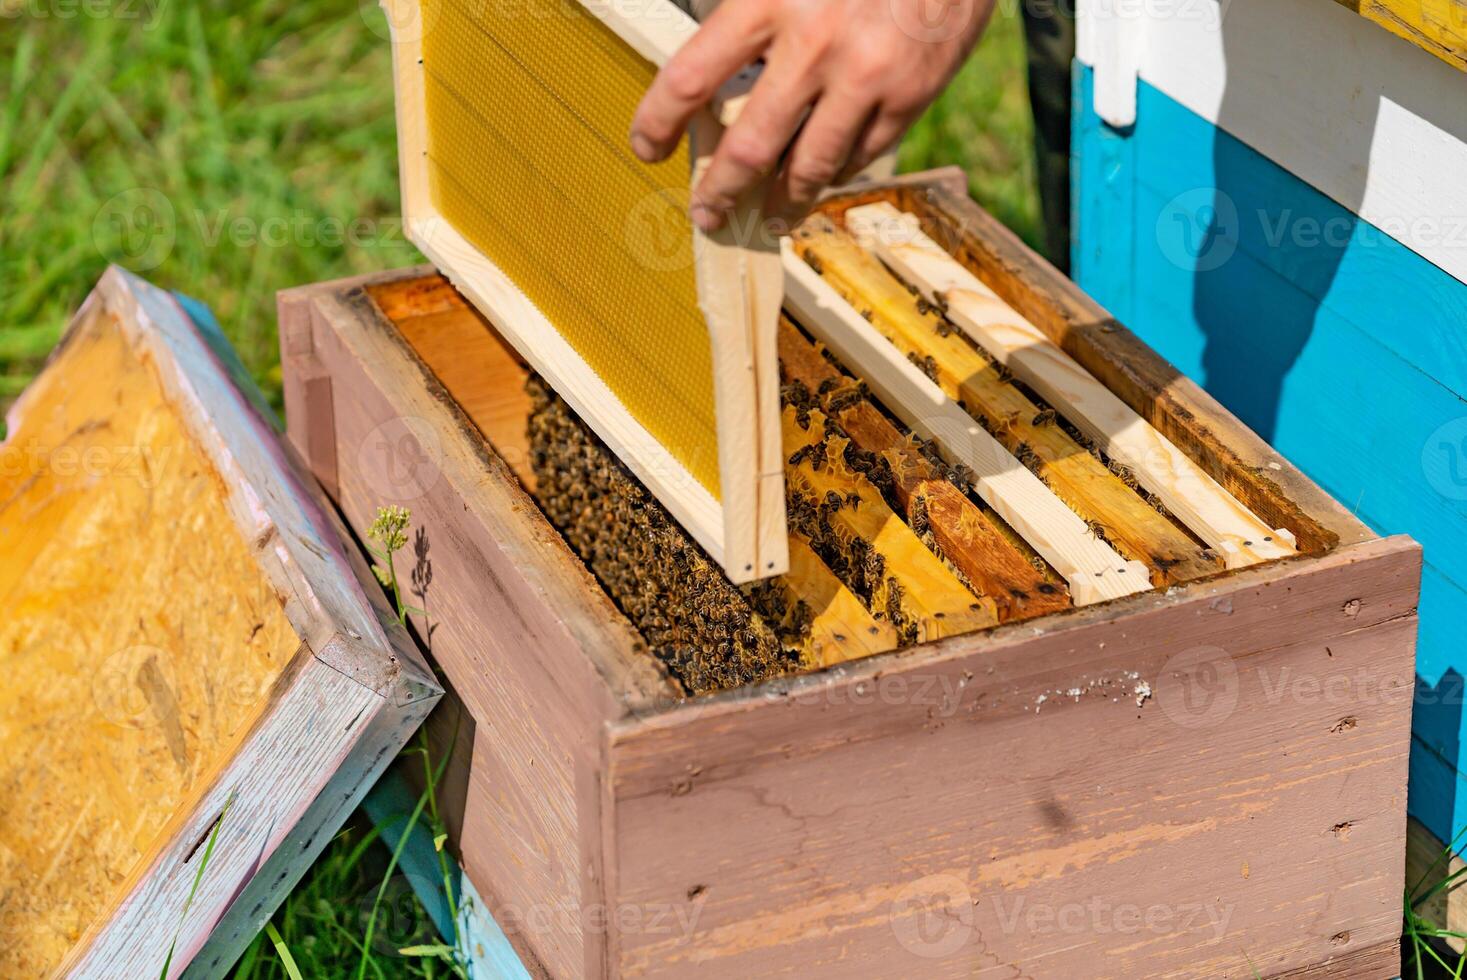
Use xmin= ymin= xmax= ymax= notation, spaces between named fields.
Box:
xmin=0 ymin=269 xmax=441 ymax=978
xmin=1072 ymin=0 xmax=1467 ymax=936
xmin=280 ymin=173 xmax=1419 ymax=978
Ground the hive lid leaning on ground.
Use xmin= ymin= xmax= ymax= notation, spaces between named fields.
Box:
xmin=380 ymin=0 xmax=788 ymax=582
xmin=0 ymin=267 xmax=441 ymax=978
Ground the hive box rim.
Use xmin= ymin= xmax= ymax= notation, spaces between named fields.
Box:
xmin=285 ymin=262 xmax=1420 ymax=723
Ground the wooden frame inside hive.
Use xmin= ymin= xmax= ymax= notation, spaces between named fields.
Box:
xmin=382 ymin=0 xmax=786 ymax=583
xmin=782 ymin=207 xmax=1297 ymax=604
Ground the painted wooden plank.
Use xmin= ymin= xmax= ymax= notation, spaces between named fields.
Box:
xmin=1413 ymin=561 xmax=1467 ymax=745
xmin=1082 ymin=0 xmax=1467 ymax=288
xmin=1410 ymin=730 xmax=1467 ymax=888
xmin=605 ymin=535 xmax=1418 ymax=978
xmin=363 ymin=771 xmax=536 ymax=979
xmin=849 ymin=201 xmax=1296 ymax=569
xmin=1069 ymin=69 xmax=1137 ymax=322
xmin=782 ymin=242 xmax=1151 ymax=605
xmin=1075 ymin=0 xmax=1141 ymax=127
xmin=1130 ymin=190 xmax=1467 ymax=579
xmin=174 ymin=292 xmax=280 ymax=427
xmin=361 ymin=772 xmax=460 ymax=945
xmin=1406 ymin=562 xmax=1467 ymax=836
xmin=1073 ymin=79 xmax=1467 ymax=582
xmin=179 ymin=656 xmax=435 ymax=979
xmin=1119 ymin=73 xmax=1467 ymax=400
xmin=1330 ymin=0 xmax=1467 ymax=73
xmin=458 ymin=873 xmax=536 ymax=980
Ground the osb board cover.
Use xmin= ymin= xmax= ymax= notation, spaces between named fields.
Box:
xmin=0 ymin=310 xmax=300 ymax=975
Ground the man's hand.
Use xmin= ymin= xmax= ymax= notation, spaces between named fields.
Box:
xmin=629 ymin=0 xmax=995 ymax=231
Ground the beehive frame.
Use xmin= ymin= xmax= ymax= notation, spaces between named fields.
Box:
xmin=382 ymin=0 xmax=787 ymax=583
xmin=781 ymin=204 xmax=1298 ymax=604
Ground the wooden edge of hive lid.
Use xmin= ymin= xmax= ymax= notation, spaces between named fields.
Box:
xmin=5 ymin=267 xmax=441 ymax=978
xmin=381 ymin=0 xmax=787 ymax=583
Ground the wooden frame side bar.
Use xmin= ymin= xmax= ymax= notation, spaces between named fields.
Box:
xmin=689 ymin=111 xmax=788 ymax=580
xmin=823 ymin=181 xmax=1373 ymax=555
xmin=846 ymin=202 xmax=1298 ymax=570
xmin=782 ymin=242 xmax=1151 ymax=606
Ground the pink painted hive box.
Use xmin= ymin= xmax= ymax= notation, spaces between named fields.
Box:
xmin=279 ymin=172 xmax=1419 ymax=978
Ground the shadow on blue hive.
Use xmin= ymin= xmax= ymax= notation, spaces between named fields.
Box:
xmin=1412 ymin=669 xmax=1466 ymax=849
xmin=1190 ymin=0 xmax=1379 ymax=443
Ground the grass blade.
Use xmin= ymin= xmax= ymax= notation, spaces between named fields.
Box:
xmin=356 ymin=786 xmax=432 ymax=980
xmin=159 ymin=793 xmax=234 ymax=980
xmin=0 ymin=31 xmax=37 ymax=175
xmin=264 ymin=921 xmax=305 ymax=980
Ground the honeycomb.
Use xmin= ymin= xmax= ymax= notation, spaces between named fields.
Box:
xmin=421 ymin=0 xmax=722 ymax=494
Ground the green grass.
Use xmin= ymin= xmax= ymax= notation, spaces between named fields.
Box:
xmin=0 ymin=0 xmax=420 ymax=409
xmin=230 ymin=812 xmax=441 ymax=979
xmin=899 ymin=3 xmax=1044 ymax=252
xmin=0 ymin=0 xmax=1041 ymax=412
xmin=0 ymin=2 xmax=1040 ymax=975
xmin=1405 ymin=827 xmax=1467 ymax=979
